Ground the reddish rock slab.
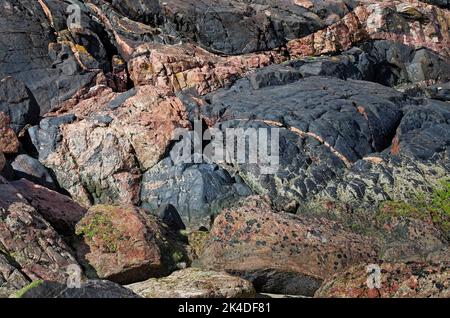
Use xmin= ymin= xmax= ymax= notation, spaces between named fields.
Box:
xmin=315 ymin=262 xmax=450 ymax=298
xmin=75 ymin=205 xmax=189 ymax=284
xmin=0 ymin=112 xmax=19 ymax=154
xmin=288 ymin=0 xmax=450 ymax=58
xmin=0 ymin=177 xmax=79 ymax=283
xmin=11 ymin=179 xmax=87 ymax=236
xmin=198 ymin=197 xmax=379 ymax=296
xmin=128 ymin=43 xmax=286 ymax=95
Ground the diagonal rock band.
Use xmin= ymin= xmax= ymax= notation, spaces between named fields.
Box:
xmin=0 ymin=0 xmax=449 ymax=299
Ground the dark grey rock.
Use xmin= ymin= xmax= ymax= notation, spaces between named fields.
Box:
xmin=28 ymin=114 xmax=77 ymax=161
xmin=0 ymin=77 xmax=40 ymax=133
xmin=141 ymin=157 xmax=252 ymax=230
xmin=10 ymin=154 xmax=55 ymax=189
xmin=154 ymin=204 xmax=186 ymax=232
xmin=21 ymin=280 xmax=140 ymax=298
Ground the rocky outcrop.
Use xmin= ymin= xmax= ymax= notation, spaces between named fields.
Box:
xmin=10 ymin=179 xmax=87 ymax=236
xmin=315 ymin=262 xmax=450 ymax=298
xmin=198 ymin=197 xmax=379 ymax=296
xmin=75 ymin=205 xmax=188 ymax=284
xmin=10 ymin=155 xmax=56 ymax=189
xmin=127 ymin=268 xmax=255 ymax=298
xmin=288 ymin=0 xmax=450 ymax=58
xmin=19 ymin=280 xmax=140 ymax=298
xmin=0 ymin=177 xmax=79 ymax=283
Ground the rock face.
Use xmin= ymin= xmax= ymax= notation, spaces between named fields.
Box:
xmin=75 ymin=205 xmax=188 ymax=284
xmin=20 ymin=280 xmax=140 ymax=298
xmin=198 ymin=197 xmax=379 ymax=296
xmin=1 ymin=0 xmax=449 ymax=299
xmin=0 ymin=77 xmax=39 ymax=133
xmin=10 ymin=179 xmax=87 ymax=236
xmin=127 ymin=268 xmax=256 ymax=298
xmin=315 ymin=262 xmax=450 ymax=298
xmin=0 ymin=177 xmax=79 ymax=283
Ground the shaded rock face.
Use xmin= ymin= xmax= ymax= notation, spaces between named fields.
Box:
xmin=20 ymin=280 xmax=140 ymax=298
xmin=75 ymin=205 xmax=189 ymax=284
xmin=198 ymin=197 xmax=379 ymax=296
xmin=0 ymin=177 xmax=79 ymax=284
xmin=126 ymin=268 xmax=256 ymax=298
xmin=10 ymin=155 xmax=56 ymax=190
xmin=315 ymin=262 xmax=450 ymax=298
xmin=0 ymin=77 xmax=39 ymax=133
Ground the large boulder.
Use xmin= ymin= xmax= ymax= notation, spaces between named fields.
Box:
xmin=126 ymin=268 xmax=256 ymax=298
xmin=198 ymin=197 xmax=379 ymax=296
xmin=75 ymin=205 xmax=189 ymax=284
xmin=315 ymin=262 xmax=450 ymax=298
xmin=141 ymin=158 xmax=252 ymax=230
xmin=30 ymin=86 xmax=191 ymax=207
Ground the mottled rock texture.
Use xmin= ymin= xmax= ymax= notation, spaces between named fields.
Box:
xmin=315 ymin=262 xmax=450 ymax=298
xmin=75 ymin=205 xmax=189 ymax=284
xmin=198 ymin=197 xmax=379 ymax=296
xmin=1 ymin=0 xmax=449 ymax=298
xmin=127 ymin=268 xmax=256 ymax=298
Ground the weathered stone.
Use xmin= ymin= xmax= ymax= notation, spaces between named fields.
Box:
xmin=10 ymin=179 xmax=87 ymax=236
xmin=20 ymin=280 xmax=140 ymax=298
xmin=127 ymin=268 xmax=255 ymax=298
xmin=0 ymin=112 xmax=19 ymax=154
xmin=0 ymin=77 xmax=39 ymax=133
xmin=198 ymin=197 xmax=379 ymax=296
xmin=75 ymin=205 xmax=189 ymax=284
xmin=31 ymin=86 xmax=190 ymax=207
xmin=0 ymin=253 xmax=30 ymax=298
xmin=141 ymin=157 xmax=252 ymax=230
xmin=315 ymin=262 xmax=450 ymax=298
xmin=288 ymin=0 xmax=450 ymax=58
xmin=10 ymin=155 xmax=56 ymax=189
xmin=0 ymin=177 xmax=79 ymax=283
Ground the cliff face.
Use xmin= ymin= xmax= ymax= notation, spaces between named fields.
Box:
xmin=0 ymin=0 xmax=449 ymax=298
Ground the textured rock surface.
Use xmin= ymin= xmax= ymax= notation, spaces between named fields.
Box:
xmin=20 ymin=280 xmax=140 ymax=298
xmin=75 ymin=205 xmax=188 ymax=284
xmin=1 ymin=0 xmax=449 ymax=299
xmin=0 ymin=177 xmax=79 ymax=283
xmin=315 ymin=262 xmax=450 ymax=298
xmin=198 ymin=197 xmax=379 ymax=296
xmin=0 ymin=112 xmax=19 ymax=154
xmin=10 ymin=179 xmax=87 ymax=236
xmin=10 ymin=155 xmax=56 ymax=189
xmin=0 ymin=253 xmax=30 ymax=298
xmin=127 ymin=268 xmax=255 ymax=298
